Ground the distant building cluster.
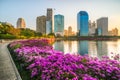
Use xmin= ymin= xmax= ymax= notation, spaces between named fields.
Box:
xmin=15 ymin=8 xmax=119 ymax=36
xmin=36 ymin=8 xmax=64 ymax=36
xmin=108 ymin=28 xmax=118 ymax=36
xmin=77 ymin=11 xmax=109 ymax=36
xmin=64 ymin=26 xmax=76 ymax=36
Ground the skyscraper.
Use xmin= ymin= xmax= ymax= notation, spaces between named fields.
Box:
xmin=54 ymin=14 xmax=64 ymax=36
xmin=17 ymin=18 xmax=26 ymax=28
xmin=36 ymin=16 xmax=46 ymax=34
xmin=77 ymin=11 xmax=89 ymax=36
xmin=46 ymin=8 xmax=53 ymax=34
xmin=89 ymin=21 xmax=96 ymax=36
xmin=97 ymin=17 xmax=108 ymax=36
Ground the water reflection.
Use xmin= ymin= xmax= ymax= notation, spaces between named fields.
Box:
xmin=53 ymin=41 xmax=64 ymax=52
xmin=78 ymin=41 xmax=88 ymax=55
xmin=53 ymin=40 xmax=120 ymax=59
xmin=96 ymin=41 xmax=108 ymax=59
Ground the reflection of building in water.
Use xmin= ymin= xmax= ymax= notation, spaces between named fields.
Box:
xmin=96 ymin=41 xmax=108 ymax=59
xmin=78 ymin=41 xmax=88 ymax=55
xmin=54 ymin=41 xmax=64 ymax=52
xmin=68 ymin=41 xmax=72 ymax=52
xmin=88 ymin=41 xmax=97 ymax=57
xmin=107 ymin=41 xmax=118 ymax=59
xmin=64 ymin=41 xmax=78 ymax=54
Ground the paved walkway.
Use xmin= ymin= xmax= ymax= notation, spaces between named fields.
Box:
xmin=0 ymin=42 xmax=22 ymax=80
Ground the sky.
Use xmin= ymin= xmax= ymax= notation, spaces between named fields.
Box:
xmin=0 ymin=0 xmax=120 ymax=32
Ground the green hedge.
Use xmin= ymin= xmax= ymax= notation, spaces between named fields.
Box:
xmin=0 ymin=34 xmax=16 ymax=39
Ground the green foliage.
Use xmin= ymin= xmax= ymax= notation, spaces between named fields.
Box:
xmin=0 ymin=22 xmax=39 ymax=39
xmin=0 ymin=22 xmax=21 ymax=39
xmin=0 ymin=34 xmax=16 ymax=39
xmin=48 ymin=33 xmax=55 ymax=38
xmin=48 ymin=33 xmax=55 ymax=36
xmin=20 ymin=28 xmax=35 ymax=38
xmin=12 ymin=44 xmax=21 ymax=50
xmin=35 ymin=32 xmax=42 ymax=37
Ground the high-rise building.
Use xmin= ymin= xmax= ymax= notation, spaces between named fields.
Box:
xmin=17 ymin=18 xmax=26 ymax=28
xmin=89 ymin=21 xmax=96 ymax=36
xmin=36 ymin=16 xmax=46 ymax=34
xmin=77 ymin=11 xmax=89 ymax=36
xmin=97 ymin=17 xmax=108 ymax=36
xmin=54 ymin=14 xmax=64 ymax=36
xmin=46 ymin=8 xmax=53 ymax=34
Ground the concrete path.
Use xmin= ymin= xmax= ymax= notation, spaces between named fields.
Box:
xmin=0 ymin=42 xmax=22 ymax=80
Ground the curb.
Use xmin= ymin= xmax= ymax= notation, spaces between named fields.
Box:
xmin=6 ymin=43 xmax=22 ymax=80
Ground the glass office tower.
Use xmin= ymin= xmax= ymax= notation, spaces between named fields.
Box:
xmin=54 ymin=14 xmax=64 ymax=36
xmin=77 ymin=11 xmax=89 ymax=36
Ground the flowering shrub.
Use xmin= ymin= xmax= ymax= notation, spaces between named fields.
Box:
xmin=9 ymin=39 xmax=120 ymax=80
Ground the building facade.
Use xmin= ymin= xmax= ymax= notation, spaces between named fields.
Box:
xmin=97 ymin=28 xmax=102 ymax=36
xmin=54 ymin=14 xmax=64 ymax=36
xmin=68 ymin=26 xmax=72 ymax=36
xmin=89 ymin=21 xmax=96 ymax=36
xmin=17 ymin=18 xmax=26 ymax=28
xmin=77 ymin=11 xmax=89 ymax=36
xmin=97 ymin=17 xmax=108 ymax=36
xmin=46 ymin=8 xmax=53 ymax=34
xmin=36 ymin=16 xmax=46 ymax=34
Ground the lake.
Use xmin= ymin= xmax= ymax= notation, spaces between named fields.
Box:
xmin=53 ymin=40 xmax=120 ymax=59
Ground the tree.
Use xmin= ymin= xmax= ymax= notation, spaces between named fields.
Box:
xmin=20 ymin=28 xmax=35 ymax=38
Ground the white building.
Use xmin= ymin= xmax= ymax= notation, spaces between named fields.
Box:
xmin=89 ymin=21 xmax=96 ymax=36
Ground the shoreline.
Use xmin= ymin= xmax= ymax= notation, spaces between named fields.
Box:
xmin=55 ymin=36 xmax=119 ymax=41
xmin=0 ymin=36 xmax=119 ymax=42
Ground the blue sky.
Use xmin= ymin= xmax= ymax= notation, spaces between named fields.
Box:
xmin=0 ymin=0 xmax=120 ymax=32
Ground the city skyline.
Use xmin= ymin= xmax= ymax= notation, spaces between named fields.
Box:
xmin=0 ymin=0 xmax=120 ymax=34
